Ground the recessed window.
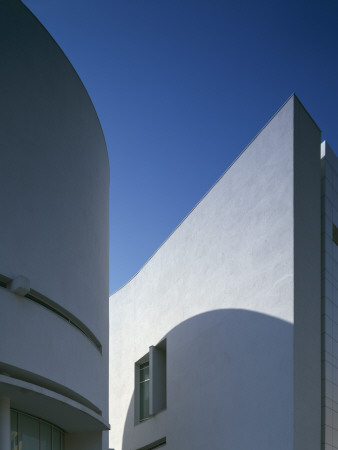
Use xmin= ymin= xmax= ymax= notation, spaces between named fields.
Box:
xmin=139 ymin=362 xmax=150 ymax=421
xmin=136 ymin=437 xmax=166 ymax=450
xmin=333 ymin=224 xmax=338 ymax=246
xmin=135 ymin=340 xmax=166 ymax=424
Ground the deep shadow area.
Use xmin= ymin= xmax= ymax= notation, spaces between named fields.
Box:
xmin=121 ymin=309 xmax=293 ymax=450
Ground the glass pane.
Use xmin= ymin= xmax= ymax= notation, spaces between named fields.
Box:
xmin=333 ymin=223 xmax=338 ymax=245
xmin=60 ymin=432 xmax=64 ymax=450
xmin=140 ymin=362 xmax=149 ymax=382
xmin=140 ymin=379 xmax=149 ymax=420
xmin=52 ymin=428 xmax=61 ymax=450
xmin=10 ymin=410 xmax=18 ymax=450
xmin=40 ymin=422 xmax=52 ymax=450
xmin=19 ymin=414 xmax=39 ymax=450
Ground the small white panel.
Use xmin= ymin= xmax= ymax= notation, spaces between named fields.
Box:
xmin=9 ymin=276 xmax=30 ymax=296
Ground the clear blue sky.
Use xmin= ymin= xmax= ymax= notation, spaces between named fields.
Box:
xmin=23 ymin=0 xmax=338 ymax=294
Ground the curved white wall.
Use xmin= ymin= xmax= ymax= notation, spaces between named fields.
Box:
xmin=109 ymin=96 xmax=321 ymax=450
xmin=0 ymin=0 xmax=109 ymax=447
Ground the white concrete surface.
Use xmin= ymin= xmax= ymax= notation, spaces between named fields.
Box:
xmin=109 ymin=95 xmax=321 ymax=450
xmin=293 ymin=96 xmax=322 ymax=450
xmin=321 ymin=141 xmax=338 ymax=450
xmin=0 ymin=1 xmax=109 ymax=448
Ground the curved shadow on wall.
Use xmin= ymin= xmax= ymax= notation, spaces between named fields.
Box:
xmin=121 ymin=309 xmax=293 ymax=450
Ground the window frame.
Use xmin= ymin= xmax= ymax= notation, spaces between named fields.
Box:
xmin=135 ymin=339 xmax=166 ymax=425
xmin=135 ymin=353 xmax=150 ymax=424
xmin=136 ymin=436 xmax=166 ymax=450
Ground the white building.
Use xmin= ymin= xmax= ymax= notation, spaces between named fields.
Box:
xmin=0 ymin=1 xmax=109 ymax=449
xmin=109 ymin=95 xmax=338 ymax=450
xmin=1 ymin=2 xmax=337 ymax=450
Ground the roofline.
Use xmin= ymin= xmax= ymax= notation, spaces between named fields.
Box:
xmin=110 ymin=94 xmax=320 ymax=297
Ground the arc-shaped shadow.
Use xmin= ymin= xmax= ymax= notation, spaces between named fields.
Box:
xmin=121 ymin=309 xmax=293 ymax=450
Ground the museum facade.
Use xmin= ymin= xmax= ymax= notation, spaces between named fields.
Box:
xmin=1 ymin=1 xmax=337 ymax=450
xmin=109 ymin=96 xmax=337 ymax=450
xmin=0 ymin=1 xmax=109 ymax=449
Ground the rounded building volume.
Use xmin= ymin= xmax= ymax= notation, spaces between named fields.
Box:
xmin=0 ymin=1 xmax=110 ymax=449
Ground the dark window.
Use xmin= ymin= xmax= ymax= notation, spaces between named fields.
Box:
xmin=333 ymin=224 xmax=338 ymax=246
xmin=139 ymin=362 xmax=150 ymax=421
xmin=136 ymin=437 xmax=166 ymax=450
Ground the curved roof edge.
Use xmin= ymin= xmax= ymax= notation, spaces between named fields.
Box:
xmin=20 ymin=0 xmax=110 ymax=173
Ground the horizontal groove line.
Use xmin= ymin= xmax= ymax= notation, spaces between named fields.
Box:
xmin=0 ymin=274 xmax=102 ymax=352
xmin=25 ymin=293 xmax=88 ymax=339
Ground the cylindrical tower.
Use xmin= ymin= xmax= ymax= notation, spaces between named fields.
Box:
xmin=0 ymin=1 xmax=109 ymax=449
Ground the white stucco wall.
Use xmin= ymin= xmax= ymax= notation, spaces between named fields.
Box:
xmin=109 ymin=95 xmax=321 ymax=450
xmin=293 ymin=95 xmax=322 ymax=450
xmin=0 ymin=1 xmax=109 ymax=448
xmin=321 ymin=142 xmax=338 ymax=450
